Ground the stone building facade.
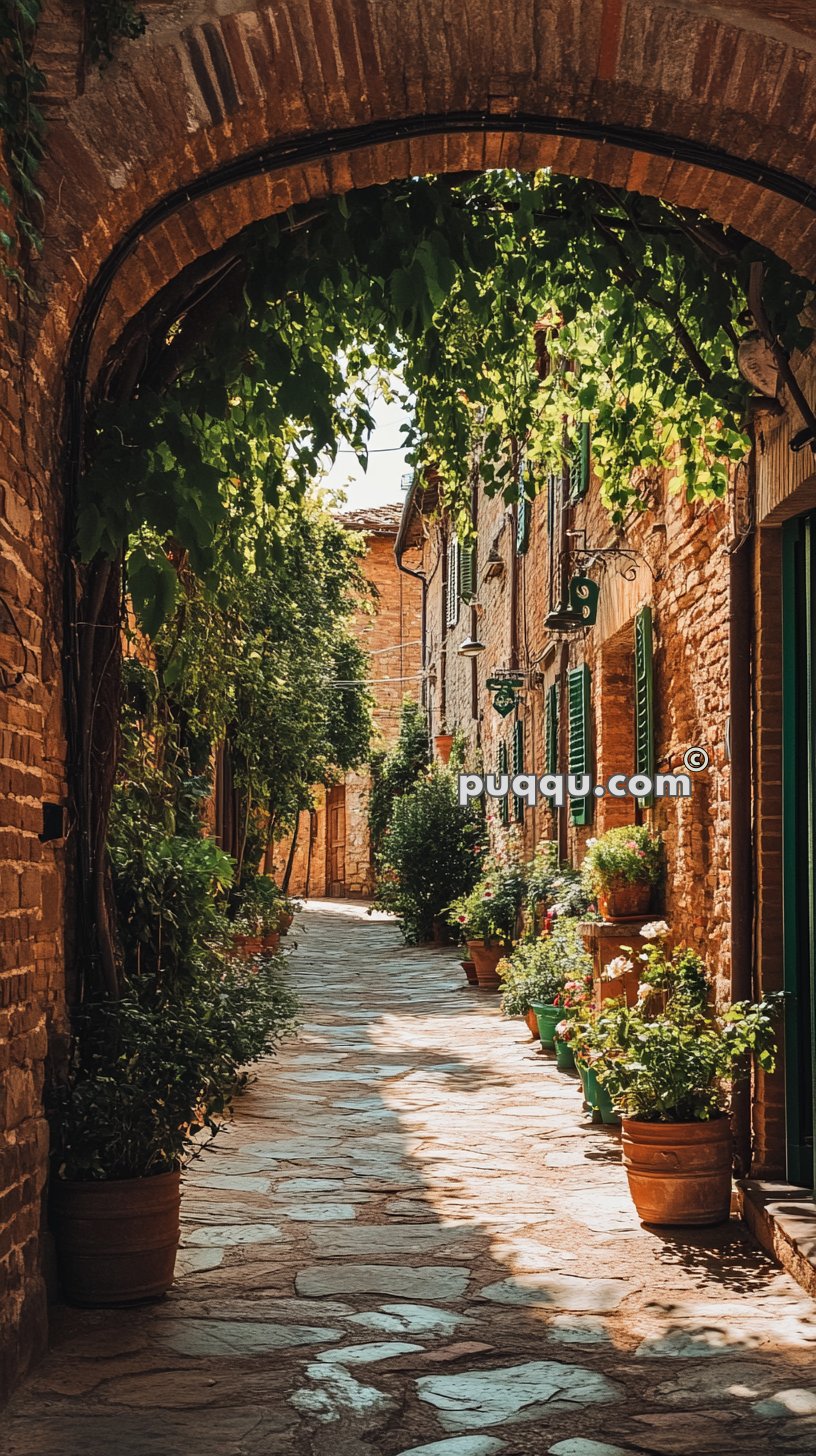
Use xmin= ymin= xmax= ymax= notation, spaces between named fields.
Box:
xmin=3 ymin=0 xmax=816 ymax=1404
xmin=272 ymin=504 xmax=422 ymax=899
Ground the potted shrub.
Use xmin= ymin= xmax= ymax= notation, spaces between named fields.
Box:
xmin=279 ymin=894 xmax=302 ymax=935
xmin=373 ymin=765 xmax=483 ymax=943
xmin=581 ymin=825 xmax=663 ymax=921
xmin=450 ymin=854 xmax=526 ymax=988
xmin=586 ymin=929 xmax=780 ymax=1224
xmin=50 ymin=955 xmax=299 ymax=1304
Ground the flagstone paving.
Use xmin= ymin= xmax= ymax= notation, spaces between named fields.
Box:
xmin=7 ymin=901 xmax=816 ymax=1455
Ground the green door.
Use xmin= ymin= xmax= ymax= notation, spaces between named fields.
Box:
xmin=782 ymin=513 xmax=816 ymax=1189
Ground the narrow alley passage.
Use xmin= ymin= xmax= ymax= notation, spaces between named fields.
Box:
xmin=8 ymin=904 xmax=816 ymax=1456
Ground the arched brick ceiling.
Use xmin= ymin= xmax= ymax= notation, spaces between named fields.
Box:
xmin=27 ymin=0 xmax=816 ymax=397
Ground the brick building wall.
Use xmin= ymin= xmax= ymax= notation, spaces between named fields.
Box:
xmin=273 ymin=507 xmax=422 ymax=899
xmin=413 ymin=460 xmax=733 ymax=993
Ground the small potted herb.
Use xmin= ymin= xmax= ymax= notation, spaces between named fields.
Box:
xmin=581 ymin=825 xmax=662 ymax=921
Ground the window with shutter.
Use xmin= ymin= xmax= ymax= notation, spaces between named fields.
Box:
xmin=460 ymin=541 xmax=476 ymax=603
xmin=498 ymin=740 xmax=510 ymax=826
xmin=634 ymin=606 xmax=655 ymax=806
xmin=568 ymin=664 xmax=593 ymax=826
xmin=446 ymin=534 xmax=460 ymax=628
xmin=513 ymin=719 xmax=524 ymax=822
xmin=545 ymin=682 xmax=559 ymax=778
xmin=569 ymin=422 xmax=591 ymax=502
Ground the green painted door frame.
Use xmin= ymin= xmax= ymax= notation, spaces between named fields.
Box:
xmin=782 ymin=514 xmax=816 ymax=1189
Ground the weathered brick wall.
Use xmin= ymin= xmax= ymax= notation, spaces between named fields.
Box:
xmin=274 ymin=522 xmax=422 ymax=898
xmin=424 ymin=466 xmax=732 ymax=997
xmin=0 ymin=249 xmax=68 ymax=1398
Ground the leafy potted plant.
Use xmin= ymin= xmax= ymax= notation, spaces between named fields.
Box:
xmin=498 ymin=917 xmax=588 ymax=1042
xmin=586 ymin=928 xmax=780 ymax=1224
xmin=50 ymin=956 xmax=299 ymax=1304
xmin=279 ymin=893 xmax=302 ymax=935
xmin=233 ymin=874 xmax=283 ymax=954
xmin=525 ymin=841 xmax=590 ymax=935
xmin=581 ymin=825 xmax=662 ymax=921
xmin=450 ymin=854 xmax=526 ymax=988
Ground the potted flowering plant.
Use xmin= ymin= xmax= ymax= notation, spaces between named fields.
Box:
xmin=581 ymin=825 xmax=662 ymax=921
xmin=233 ymin=874 xmax=283 ymax=954
xmin=552 ymin=968 xmax=593 ymax=1070
xmin=525 ymin=842 xmax=590 ymax=935
xmin=278 ymin=894 xmax=303 ymax=935
xmin=498 ymin=917 xmax=589 ymax=1045
xmin=584 ymin=926 xmax=780 ymax=1223
xmin=449 ymin=854 xmax=526 ymax=988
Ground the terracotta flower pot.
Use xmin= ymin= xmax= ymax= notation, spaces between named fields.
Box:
xmin=52 ymin=1169 xmax=181 ymax=1305
xmin=432 ymin=916 xmax=452 ymax=946
xmin=233 ymin=932 xmax=263 ymax=958
xmin=526 ymin=1007 xmax=540 ymax=1039
xmin=279 ymin=910 xmax=294 ymax=935
xmin=262 ymin=929 xmax=280 ymax=954
xmin=434 ymin=732 xmax=454 ymax=764
xmin=598 ymin=882 xmax=652 ymax=922
xmin=621 ymin=1116 xmax=733 ymax=1226
xmin=467 ymin=939 xmax=506 ymax=990
xmin=461 ymin=960 xmax=479 ymax=986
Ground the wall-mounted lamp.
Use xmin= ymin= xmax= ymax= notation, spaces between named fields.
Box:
xmin=457 ymin=634 xmax=486 ymax=657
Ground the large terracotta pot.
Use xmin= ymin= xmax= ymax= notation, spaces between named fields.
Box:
xmin=598 ymin=882 xmax=652 ymax=921
xmin=432 ymin=916 xmax=452 ymax=946
xmin=434 ymin=733 xmax=454 ymax=765
xmin=461 ymin=960 xmax=479 ymax=986
xmin=279 ymin=910 xmax=294 ymax=935
xmin=262 ymin=929 xmax=281 ymax=954
xmin=467 ymin=939 xmax=507 ymax=990
xmin=621 ymin=1117 xmax=733 ymax=1226
xmin=52 ymin=1169 xmax=181 ymax=1305
xmin=526 ymin=1007 xmax=540 ymax=1039
xmin=233 ymin=932 xmax=263 ymax=958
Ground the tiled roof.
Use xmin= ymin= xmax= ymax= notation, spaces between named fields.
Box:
xmin=334 ymin=503 xmax=404 ymax=534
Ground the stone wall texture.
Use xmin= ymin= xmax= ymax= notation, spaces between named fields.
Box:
xmin=3 ymin=0 xmax=816 ymax=1402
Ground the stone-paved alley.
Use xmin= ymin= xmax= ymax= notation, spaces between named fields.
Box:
xmin=7 ymin=903 xmax=816 ymax=1456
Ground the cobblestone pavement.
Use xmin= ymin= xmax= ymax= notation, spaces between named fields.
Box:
xmin=8 ymin=903 xmax=816 ymax=1456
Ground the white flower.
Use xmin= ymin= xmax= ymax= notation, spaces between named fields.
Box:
xmin=587 ymin=838 xmax=598 ymax=847
xmin=640 ymin=920 xmax=669 ymax=940
xmin=636 ymin=983 xmax=652 ymax=1004
xmin=551 ymin=902 xmax=565 ymax=916
xmin=603 ymin=955 xmax=634 ymax=980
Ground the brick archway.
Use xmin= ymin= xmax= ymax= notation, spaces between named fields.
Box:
xmin=5 ymin=0 xmax=816 ymax=1404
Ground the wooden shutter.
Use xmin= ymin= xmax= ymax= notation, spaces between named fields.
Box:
xmin=498 ymin=739 xmax=510 ymax=826
xmin=634 ymin=606 xmax=655 ymax=806
xmin=569 ymin=422 xmax=591 ymax=502
xmin=568 ymin=664 xmax=593 ymax=826
xmin=512 ymin=719 xmax=525 ymax=822
xmin=446 ymin=534 xmax=460 ymax=628
xmin=545 ymin=682 xmax=559 ymax=777
xmin=460 ymin=541 xmax=476 ymax=603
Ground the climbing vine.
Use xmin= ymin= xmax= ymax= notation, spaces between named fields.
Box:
xmin=85 ymin=0 xmax=144 ymax=64
xmin=0 ymin=0 xmax=45 ymax=272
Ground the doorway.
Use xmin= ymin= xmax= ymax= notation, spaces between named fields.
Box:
xmin=326 ymin=784 xmax=347 ymax=898
xmin=782 ymin=511 xmax=816 ymax=1189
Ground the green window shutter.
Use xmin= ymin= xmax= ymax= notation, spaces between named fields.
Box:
xmin=513 ymin=719 xmax=525 ymax=822
xmin=634 ymin=606 xmax=655 ymax=806
xmin=545 ymin=682 xmax=559 ymax=778
xmin=568 ymin=664 xmax=593 ymax=826
xmin=460 ymin=541 xmax=476 ymax=603
xmin=498 ymin=739 xmax=510 ymax=826
xmin=569 ymin=422 xmax=591 ymax=502
xmin=446 ymin=534 xmax=460 ymax=628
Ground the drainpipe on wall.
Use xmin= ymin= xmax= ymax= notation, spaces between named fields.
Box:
xmin=729 ymin=528 xmax=755 ymax=1177
xmin=394 ymin=477 xmax=428 ymax=713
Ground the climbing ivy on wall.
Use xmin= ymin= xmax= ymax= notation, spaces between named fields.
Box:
xmin=0 ymin=0 xmax=45 ymax=271
xmin=0 ymin=0 xmax=145 ymax=274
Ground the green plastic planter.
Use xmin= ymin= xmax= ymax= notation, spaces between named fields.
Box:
xmin=554 ymin=1036 xmax=575 ymax=1071
xmin=530 ymin=1002 xmax=560 ymax=1049
xmin=596 ymin=1078 xmax=621 ymax=1126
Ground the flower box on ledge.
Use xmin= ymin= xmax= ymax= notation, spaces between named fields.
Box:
xmin=578 ymin=919 xmax=670 ymax=1010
